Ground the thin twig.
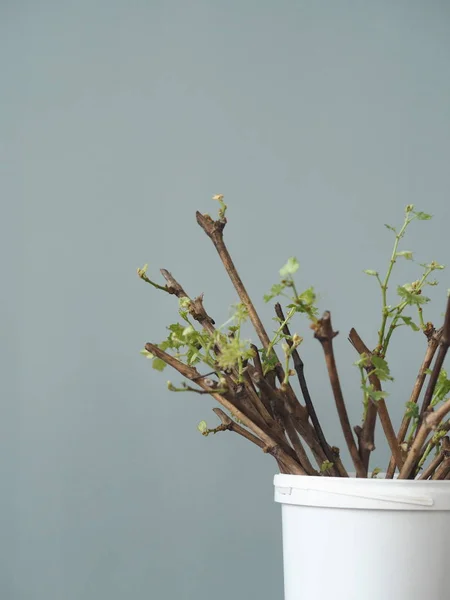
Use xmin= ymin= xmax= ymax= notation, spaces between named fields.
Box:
xmin=348 ymin=328 xmax=403 ymax=474
xmin=212 ymin=408 xmax=264 ymax=447
xmin=275 ymin=303 xmax=347 ymax=477
xmin=196 ymin=212 xmax=271 ymax=348
xmin=418 ymin=449 xmax=445 ymax=480
xmin=386 ymin=327 xmax=442 ymax=478
xmin=249 ymin=344 xmax=274 ymax=417
xmin=314 ymin=313 xmax=366 ymax=478
xmin=284 ymin=414 xmax=319 ymax=476
xmin=348 ymin=329 xmax=378 ymax=473
xmin=432 ymin=457 xmax=450 ymax=480
xmin=416 ymin=300 xmax=450 ymax=430
xmin=398 ymin=298 xmax=450 ymax=479
xmin=160 ymin=269 xmax=278 ymax=431
xmin=248 ymin=367 xmax=318 ymax=474
xmin=399 ymin=406 xmax=450 ymax=479
xmin=146 ymin=342 xmax=306 ymax=474
xmin=196 ymin=211 xmax=309 ymax=421
xmin=160 ymin=269 xmax=216 ymax=331
xmin=212 ymin=408 xmax=299 ymax=475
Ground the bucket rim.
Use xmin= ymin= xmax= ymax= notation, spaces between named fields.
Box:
xmin=274 ymin=473 xmax=450 ymax=511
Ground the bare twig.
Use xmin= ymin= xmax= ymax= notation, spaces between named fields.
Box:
xmin=137 ymin=266 xmax=170 ymax=292
xmin=146 ymin=342 xmax=306 ymax=474
xmin=418 ymin=449 xmax=445 ymax=480
xmin=160 ymin=269 xmax=216 ymax=331
xmin=196 ymin=212 xmax=271 ymax=347
xmin=398 ymin=299 xmax=450 ymax=479
xmin=284 ymin=414 xmax=319 ymax=476
xmin=212 ymin=408 xmax=300 ymax=475
xmin=416 ymin=299 xmax=450 ymax=429
xmin=432 ymin=456 xmax=450 ymax=480
xmin=196 ymin=211 xmax=309 ymax=421
xmin=248 ymin=367 xmax=318 ymax=474
xmin=386 ymin=327 xmax=442 ymax=478
xmin=249 ymin=344 xmax=274 ymax=418
xmin=160 ymin=269 xmax=277 ymax=431
xmin=348 ymin=328 xmax=403 ymax=474
xmin=314 ymin=313 xmax=366 ymax=478
xmin=212 ymin=408 xmax=263 ymax=446
xmin=275 ymin=303 xmax=347 ymax=477
xmin=399 ymin=406 xmax=450 ymax=479
xmin=348 ymin=329 xmax=378 ymax=472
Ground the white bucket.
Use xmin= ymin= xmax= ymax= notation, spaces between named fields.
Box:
xmin=274 ymin=473 xmax=450 ymax=600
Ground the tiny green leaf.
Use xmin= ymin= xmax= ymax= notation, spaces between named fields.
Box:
xmin=179 ymin=297 xmax=191 ymax=309
xmin=320 ymin=460 xmax=334 ymax=473
xmin=397 ymin=285 xmax=430 ymax=306
xmin=384 ymin=224 xmax=397 ymax=232
xmin=399 ymin=315 xmax=420 ymax=331
xmin=140 ymin=349 xmax=154 ymax=359
xmin=362 ymin=384 xmax=388 ymax=402
xmin=429 ymin=261 xmax=445 ymax=270
xmin=431 ymin=369 xmax=450 ymax=407
xmin=137 ymin=263 xmax=149 ymax=278
xmin=405 ymin=401 xmax=420 ymax=420
xmin=264 ymin=282 xmax=286 ymax=303
xmin=354 ymin=353 xmax=371 ymax=369
xmin=152 ymin=357 xmax=167 ymax=372
xmin=364 ymin=269 xmax=379 ymax=277
xmin=182 ymin=325 xmax=195 ymax=338
xmin=371 ymin=468 xmax=382 ymax=479
xmin=279 ymin=257 xmax=300 ymax=278
xmin=413 ymin=211 xmax=432 ymax=220
xmin=396 ymin=250 xmax=413 ymax=260
xmin=261 ymin=348 xmax=279 ymax=374
xmin=197 ymin=420 xmax=208 ymax=434
xmin=371 ymin=355 xmax=393 ymax=381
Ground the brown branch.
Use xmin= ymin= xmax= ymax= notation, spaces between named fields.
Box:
xmin=146 ymin=342 xmax=305 ymax=474
xmin=425 ymin=398 xmax=450 ymax=430
xmin=348 ymin=329 xmax=377 ymax=473
xmin=314 ymin=313 xmax=366 ymax=478
xmin=416 ymin=298 xmax=450 ymax=429
xmin=386 ymin=326 xmax=442 ymax=478
xmin=251 ymin=363 xmax=338 ymax=474
xmin=211 ymin=408 xmax=297 ymax=475
xmin=418 ymin=449 xmax=445 ymax=480
xmin=212 ymin=408 xmax=264 ymax=447
xmin=348 ymin=328 xmax=403 ymax=474
xmin=276 ymin=460 xmax=291 ymax=474
xmin=249 ymin=345 xmax=274 ymax=417
xmin=195 ymin=211 xmax=308 ymax=420
xmin=160 ymin=269 xmax=277 ymax=432
xmin=248 ymin=367 xmax=318 ymax=474
xmin=160 ymin=269 xmax=216 ymax=331
xmin=275 ymin=303 xmax=347 ymax=477
xmin=284 ymin=414 xmax=319 ymax=476
xmin=432 ymin=456 xmax=450 ymax=480
xmin=196 ymin=212 xmax=271 ymax=348
xmin=397 ymin=405 xmax=450 ymax=480
xmin=250 ymin=363 xmax=331 ymax=474
xmin=398 ymin=299 xmax=450 ymax=479
xmin=398 ymin=418 xmax=432 ymax=479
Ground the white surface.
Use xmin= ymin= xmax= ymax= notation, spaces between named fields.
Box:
xmin=274 ymin=474 xmax=450 ymax=600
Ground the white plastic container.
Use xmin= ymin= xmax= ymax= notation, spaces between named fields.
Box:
xmin=274 ymin=473 xmax=450 ymax=600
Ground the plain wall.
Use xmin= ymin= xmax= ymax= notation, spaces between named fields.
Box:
xmin=2 ymin=1 xmax=450 ymax=599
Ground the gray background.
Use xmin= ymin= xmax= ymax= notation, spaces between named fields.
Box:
xmin=2 ymin=1 xmax=450 ymax=599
